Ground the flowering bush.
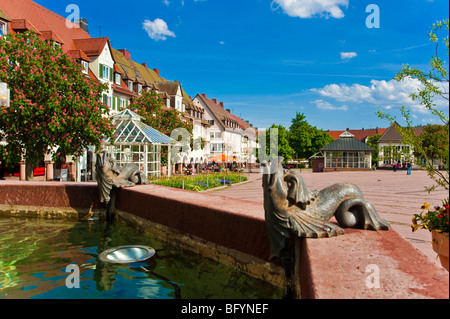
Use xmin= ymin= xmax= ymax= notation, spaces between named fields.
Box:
xmin=0 ymin=31 xmax=114 ymax=176
xmin=152 ymin=173 xmax=247 ymax=191
xmin=412 ymin=198 xmax=449 ymax=233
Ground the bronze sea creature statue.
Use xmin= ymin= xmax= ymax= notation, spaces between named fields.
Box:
xmin=262 ymin=157 xmax=390 ymax=261
xmin=96 ymin=151 xmax=148 ymax=219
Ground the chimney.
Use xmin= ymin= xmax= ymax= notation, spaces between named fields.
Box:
xmin=212 ymin=99 xmax=218 ymax=104
xmin=76 ymin=19 xmax=89 ymax=34
xmin=201 ymin=93 xmax=206 ymax=97
xmin=118 ymin=49 xmax=131 ymax=60
xmin=189 ymin=96 xmax=192 ymax=100
xmin=142 ymin=62 xmax=147 ymax=68
xmin=220 ymin=102 xmax=225 ymax=108
xmin=226 ymin=109 xmax=231 ymax=113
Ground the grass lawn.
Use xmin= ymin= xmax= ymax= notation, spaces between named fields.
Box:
xmin=151 ymin=172 xmax=248 ymax=192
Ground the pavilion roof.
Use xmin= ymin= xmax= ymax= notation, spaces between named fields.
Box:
xmin=104 ymin=109 xmax=174 ymax=145
xmin=320 ymin=137 xmax=374 ymax=152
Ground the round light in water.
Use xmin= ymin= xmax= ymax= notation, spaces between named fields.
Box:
xmin=99 ymin=245 xmax=156 ymax=264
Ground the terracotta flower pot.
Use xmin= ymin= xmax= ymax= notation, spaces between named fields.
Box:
xmin=432 ymin=230 xmax=449 ymax=271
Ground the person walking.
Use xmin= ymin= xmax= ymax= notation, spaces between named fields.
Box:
xmin=407 ymin=162 xmax=412 ymax=175
xmin=393 ymin=161 xmax=397 ymax=172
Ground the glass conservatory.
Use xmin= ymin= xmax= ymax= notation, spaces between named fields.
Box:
xmin=102 ymin=109 xmax=174 ymax=178
xmin=319 ymin=132 xmax=374 ymax=171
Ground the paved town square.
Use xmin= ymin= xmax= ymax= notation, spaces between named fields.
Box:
xmin=209 ymin=168 xmax=448 ymax=267
xmin=0 ymin=0 xmax=448 ymax=301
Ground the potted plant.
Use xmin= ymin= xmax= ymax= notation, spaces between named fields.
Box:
xmin=412 ymin=199 xmax=449 ymax=271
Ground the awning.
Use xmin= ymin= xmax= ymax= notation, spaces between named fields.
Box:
xmin=207 ymin=154 xmax=237 ymax=162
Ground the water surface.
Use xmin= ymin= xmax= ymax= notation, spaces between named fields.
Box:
xmin=0 ymin=216 xmax=284 ymax=299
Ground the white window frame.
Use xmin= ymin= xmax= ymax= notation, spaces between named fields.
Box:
xmin=81 ymin=61 xmax=89 ymax=75
xmin=0 ymin=21 xmax=7 ymax=37
xmin=115 ymin=74 xmax=121 ymax=85
xmin=103 ymin=65 xmax=109 ymax=80
xmin=128 ymin=81 xmax=133 ymax=91
xmin=211 ymin=143 xmax=223 ymax=152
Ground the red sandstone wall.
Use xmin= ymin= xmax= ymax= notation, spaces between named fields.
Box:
xmin=115 ymin=184 xmax=271 ymax=261
xmin=0 ymin=181 xmax=103 ymax=209
xmin=1 ymin=181 xmax=448 ymax=299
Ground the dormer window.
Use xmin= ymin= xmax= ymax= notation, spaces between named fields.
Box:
xmin=138 ymin=84 xmax=142 ymax=94
xmin=81 ymin=60 xmax=89 ymax=75
xmin=103 ymin=65 xmax=109 ymax=80
xmin=128 ymin=81 xmax=133 ymax=91
xmin=115 ymin=74 xmax=121 ymax=86
xmin=0 ymin=21 xmax=6 ymax=37
xmin=99 ymin=63 xmax=113 ymax=81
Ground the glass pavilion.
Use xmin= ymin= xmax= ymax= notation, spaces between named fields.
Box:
xmin=102 ymin=109 xmax=174 ymax=178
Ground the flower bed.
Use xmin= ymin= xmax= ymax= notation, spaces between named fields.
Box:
xmin=151 ymin=173 xmax=248 ymax=192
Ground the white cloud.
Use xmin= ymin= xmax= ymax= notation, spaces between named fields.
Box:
xmin=143 ymin=18 xmax=176 ymax=41
xmin=271 ymin=0 xmax=349 ymax=19
xmin=219 ymin=41 xmax=225 ymax=45
xmin=311 ymin=77 xmax=449 ymax=113
xmin=162 ymin=0 xmax=170 ymax=5
xmin=312 ymin=99 xmax=348 ymax=110
xmin=340 ymin=51 xmax=357 ymax=59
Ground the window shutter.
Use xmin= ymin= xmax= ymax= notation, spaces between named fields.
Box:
xmin=109 ymin=67 xmax=113 ymax=82
xmin=99 ymin=63 xmax=103 ymax=78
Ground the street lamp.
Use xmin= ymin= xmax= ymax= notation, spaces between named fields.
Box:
xmin=0 ymin=82 xmax=10 ymax=107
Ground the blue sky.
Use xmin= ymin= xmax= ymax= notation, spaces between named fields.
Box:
xmin=36 ymin=0 xmax=449 ymax=131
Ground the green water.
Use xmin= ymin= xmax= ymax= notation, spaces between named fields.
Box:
xmin=0 ymin=216 xmax=284 ymax=299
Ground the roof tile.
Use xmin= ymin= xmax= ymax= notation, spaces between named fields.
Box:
xmin=320 ymin=137 xmax=374 ymax=152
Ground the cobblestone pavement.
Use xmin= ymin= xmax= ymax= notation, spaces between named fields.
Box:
xmin=207 ymin=168 xmax=448 ymax=265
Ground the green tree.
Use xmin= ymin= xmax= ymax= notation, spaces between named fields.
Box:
xmin=289 ymin=112 xmax=334 ymax=159
xmin=0 ymin=31 xmax=114 ymax=179
xmin=416 ymin=124 xmax=449 ymax=163
xmin=378 ymin=19 xmax=449 ymax=192
xmin=367 ymin=133 xmax=382 ymax=165
xmin=266 ymin=124 xmax=295 ymax=161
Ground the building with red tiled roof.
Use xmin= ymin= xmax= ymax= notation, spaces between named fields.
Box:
xmin=193 ymin=93 xmax=257 ymax=164
xmin=327 ymin=127 xmax=387 ymax=143
xmin=1 ymin=0 xmax=259 ymax=174
xmin=195 ymin=94 xmax=239 ymax=130
xmin=0 ymin=0 xmax=90 ymax=51
xmin=0 ymin=8 xmax=10 ymax=37
xmin=377 ymin=122 xmax=426 ymax=167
